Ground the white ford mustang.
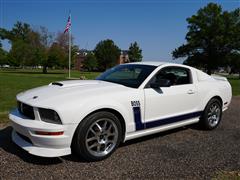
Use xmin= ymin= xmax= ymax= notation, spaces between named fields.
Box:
xmin=9 ymin=62 xmax=232 ymax=161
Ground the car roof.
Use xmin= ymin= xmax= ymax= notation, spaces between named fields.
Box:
xmin=127 ymin=61 xmax=184 ymax=67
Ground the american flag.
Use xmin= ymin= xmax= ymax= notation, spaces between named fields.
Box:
xmin=64 ymin=15 xmax=71 ymax=33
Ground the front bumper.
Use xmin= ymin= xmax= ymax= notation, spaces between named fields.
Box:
xmin=9 ymin=108 xmax=77 ymax=157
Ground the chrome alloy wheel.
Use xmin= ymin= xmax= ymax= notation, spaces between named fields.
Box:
xmin=207 ymin=103 xmax=221 ymax=127
xmin=85 ymin=118 xmax=119 ymax=157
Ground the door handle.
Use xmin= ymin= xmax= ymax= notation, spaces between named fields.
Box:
xmin=187 ymin=89 xmax=195 ymax=94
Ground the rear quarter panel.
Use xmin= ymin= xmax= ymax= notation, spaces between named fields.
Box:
xmin=196 ymin=80 xmax=232 ymax=111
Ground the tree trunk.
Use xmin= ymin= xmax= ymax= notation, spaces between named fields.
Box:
xmin=43 ymin=66 xmax=47 ymax=74
xmin=207 ymin=68 xmax=212 ymax=75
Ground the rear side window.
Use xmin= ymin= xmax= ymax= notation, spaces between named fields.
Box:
xmin=155 ymin=66 xmax=192 ymax=86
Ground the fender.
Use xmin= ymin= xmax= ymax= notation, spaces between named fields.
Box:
xmin=71 ymin=99 xmax=133 ymax=132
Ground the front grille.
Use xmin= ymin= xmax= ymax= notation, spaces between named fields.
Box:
xmin=16 ymin=131 xmax=33 ymax=144
xmin=17 ymin=101 xmax=35 ymax=120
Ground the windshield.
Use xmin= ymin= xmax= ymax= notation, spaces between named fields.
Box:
xmin=96 ymin=64 xmax=157 ymax=88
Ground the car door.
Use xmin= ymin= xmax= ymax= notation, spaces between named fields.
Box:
xmin=143 ymin=66 xmax=199 ymax=129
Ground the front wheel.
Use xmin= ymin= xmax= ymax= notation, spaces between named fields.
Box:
xmin=72 ymin=111 xmax=122 ymax=161
xmin=200 ymin=98 xmax=222 ymax=130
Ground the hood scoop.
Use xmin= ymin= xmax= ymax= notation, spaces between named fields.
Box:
xmin=51 ymin=82 xmax=63 ymax=86
xmin=49 ymin=80 xmax=101 ymax=88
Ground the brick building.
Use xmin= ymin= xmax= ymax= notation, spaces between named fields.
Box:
xmin=74 ymin=50 xmax=129 ymax=70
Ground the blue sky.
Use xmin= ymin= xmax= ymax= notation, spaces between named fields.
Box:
xmin=0 ymin=0 xmax=239 ymax=62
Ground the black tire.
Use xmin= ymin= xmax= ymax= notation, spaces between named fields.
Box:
xmin=200 ymin=98 xmax=222 ymax=130
xmin=71 ymin=111 xmax=122 ymax=161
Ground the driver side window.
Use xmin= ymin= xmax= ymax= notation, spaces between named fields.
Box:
xmin=152 ymin=66 xmax=192 ymax=87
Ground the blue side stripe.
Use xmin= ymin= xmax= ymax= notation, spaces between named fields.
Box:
xmin=145 ymin=111 xmax=202 ymax=129
xmin=133 ymin=107 xmax=144 ymax=130
xmin=133 ymin=107 xmax=202 ymax=130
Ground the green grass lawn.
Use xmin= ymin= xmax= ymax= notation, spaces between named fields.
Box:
xmin=225 ymin=75 xmax=240 ymax=96
xmin=0 ymin=69 xmax=239 ymax=123
xmin=229 ymin=79 xmax=240 ymax=96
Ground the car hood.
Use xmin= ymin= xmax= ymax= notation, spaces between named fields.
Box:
xmin=16 ymin=80 xmax=128 ymax=108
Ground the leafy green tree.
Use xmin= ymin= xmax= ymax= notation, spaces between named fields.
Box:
xmin=36 ymin=26 xmax=54 ymax=73
xmin=0 ymin=21 xmax=31 ymax=42
xmin=82 ymin=52 xmax=98 ymax=71
xmin=228 ymin=53 xmax=240 ymax=78
xmin=94 ymin=39 xmax=121 ymax=71
xmin=128 ymin=42 xmax=143 ymax=62
xmin=38 ymin=26 xmax=54 ymax=48
xmin=11 ymin=21 xmax=32 ymax=42
xmin=172 ymin=3 xmax=240 ymax=74
xmin=55 ymin=32 xmax=69 ymax=50
xmin=0 ymin=42 xmax=8 ymax=65
xmin=71 ymin=45 xmax=80 ymax=68
xmin=38 ymin=30 xmax=76 ymax=72
xmin=54 ymin=32 xmax=74 ymax=69
xmin=0 ymin=22 xmax=80 ymax=72
xmin=27 ymin=30 xmax=45 ymax=67
xmin=0 ymin=22 xmax=43 ymax=67
xmin=8 ymin=40 xmax=29 ymax=67
xmin=47 ymin=42 xmax=65 ymax=69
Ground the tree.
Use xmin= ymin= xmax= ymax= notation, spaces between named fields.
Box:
xmin=82 ymin=52 xmax=98 ymax=71
xmin=8 ymin=40 xmax=30 ymax=67
xmin=0 ymin=21 xmax=31 ymax=42
xmin=38 ymin=26 xmax=54 ymax=48
xmin=71 ymin=45 xmax=80 ymax=68
xmin=54 ymin=32 xmax=74 ymax=68
xmin=0 ymin=22 xmax=32 ymax=66
xmin=172 ymin=3 xmax=240 ymax=74
xmin=128 ymin=42 xmax=143 ymax=62
xmin=0 ymin=42 xmax=8 ymax=65
xmin=36 ymin=26 xmax=54 ymax=73
xmin=0 ymin=22 xmax=44 ymax=67
xmin=94 ymin=39 xmax=120 ymax=71
xmin=0 ymin=22 xmax=80 ymax=72
xmin=55 ymin=32 xmax=69 ymax=50
xmin=27 ymin=30 xmax=46 ymax=67
xmin=228 ymin=53 xmax=240 ymax=78
xmin=47 ymin=42 xmax=64 ymax=68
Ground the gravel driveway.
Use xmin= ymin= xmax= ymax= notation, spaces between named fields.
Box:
xmin=0 ymin=97 xmax=239 ymax=179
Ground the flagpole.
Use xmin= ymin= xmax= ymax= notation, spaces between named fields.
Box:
xmin=68 ymin=13 xmax=71 ymax=79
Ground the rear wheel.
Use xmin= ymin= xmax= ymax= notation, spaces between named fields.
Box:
xmin=200 ymin=98 xmax=222 ymax=130
xmin=72 ymin=111 xmax=122 ymax=161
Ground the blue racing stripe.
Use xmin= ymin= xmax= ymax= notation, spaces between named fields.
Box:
xmin=132 ymin=107 xmax=144 ymax=130
xmin=145 ymin=111 xmax=202 ymax=129
xmin=132 ymin=107 xmax=202 ymax=130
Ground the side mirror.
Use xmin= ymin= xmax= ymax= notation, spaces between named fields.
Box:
xmin=159 ymin=79 xmax=171 ymax=87
xmin=150 ymin=82 xmax=160 ymax=89
xmin=150 ymin=79 xmax=171 ymax=89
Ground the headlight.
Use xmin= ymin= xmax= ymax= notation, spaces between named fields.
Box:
xmin=38 ymin=108 xmax=62 ymax=124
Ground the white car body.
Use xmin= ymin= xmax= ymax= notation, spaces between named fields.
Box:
xmin=9 ymin=62 xmax=232 ymax=157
